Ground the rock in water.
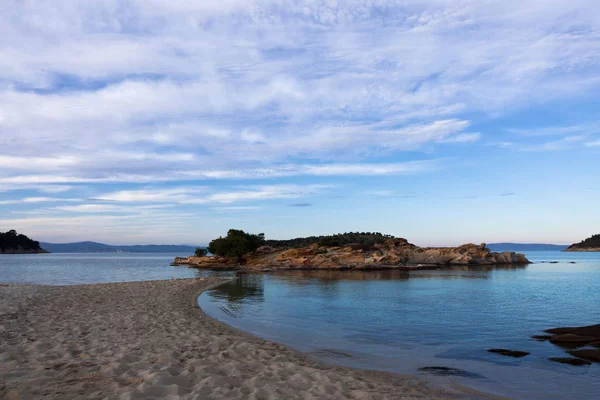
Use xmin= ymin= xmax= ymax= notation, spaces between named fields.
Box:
xmin=567 ymin=349 xmax=600 ymax=363
xmin=544 ymin=324 xmax=600 ymax=337
xmin=173 ymin=238 xmax=531 ymax=271
xmin=487 ymin=349 xmax=530 ymax=358
xmin=531 ymin=335 xmax=553 ymax=341
xmin=549 ymin=357 xmax=592 ymax=366
xmin=549 ymin=334 xmax=597 ymax=345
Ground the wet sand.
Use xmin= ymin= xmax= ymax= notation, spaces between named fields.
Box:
xmin=0 ymin=278 xmax=466 ymax=399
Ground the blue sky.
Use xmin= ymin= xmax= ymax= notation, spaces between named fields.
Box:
xmin=1 ymin=1 xmax=599 ymax=246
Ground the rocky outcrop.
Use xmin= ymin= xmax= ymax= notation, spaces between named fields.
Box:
xmin=173 ymin=238 xmax=530 ymax=271
xmin=172 ymin=256 xmax=236 ymax=270
xmin=534 ymin=324 xmax=600 ymax=365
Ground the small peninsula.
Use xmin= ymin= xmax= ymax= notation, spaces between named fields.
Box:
xmin=564 ymin=234 xmax=600 ymax=252
xmin=0 ymin=230 xmax=48 ymax=254
xmin=174 ymin=230 xmax=530 ymax=271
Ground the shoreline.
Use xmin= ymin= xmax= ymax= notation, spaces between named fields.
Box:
xmin=563 ymin=248 xmax=600 ymax=252
xmin=0 ymin=277 xmax=482 ymax=399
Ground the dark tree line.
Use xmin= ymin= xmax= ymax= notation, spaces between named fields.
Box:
xmin=0 ymin=230 xmax=43 ymax=253
xmin=573 ymin=233 xmax=600 ymax=248
xmin=204 ymin=230 xmax=396 ymax=261
xmin=265 ymin=232 xmax=395 ymax=249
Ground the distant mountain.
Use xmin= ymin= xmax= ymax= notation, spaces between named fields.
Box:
xmin=487 ymin=243 xmax=568 ymax=252
xmin=39 ymin=241 xmax=200 ymax=254
xmin=564 ymin=234 xmax=600 ymax=252
xmin=1 ymin=230 xmax=48 ymax=254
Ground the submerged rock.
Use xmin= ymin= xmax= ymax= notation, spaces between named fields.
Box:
xmin=539 ymin=324 xmax=600 ymax=359
xmin=567 ymin=349 xmax=600 ymax=363
xmin=487 ymin=349 xmax=530 ymax=358
xmin=531 ymin=335 xmax=554 ymax=341
xmin=544 ymin=324 xmax=600 ymax=337
xmin=549 ymin=334 xmax=598 ymax=345
xmin=418 ymin=366 xmax=485 ymax=379
xmin=549 ymin=357 xmax=592 ymax=366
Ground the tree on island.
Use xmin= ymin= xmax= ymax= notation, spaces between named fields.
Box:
xmin=567 ymin=233 xmax=600 ymax=250
xmin=207 ymin=229 xmax=265 ymax=262
xmin=0 ymin=229 xmax=44 ymax=253
xmin=265 ymin=231 xmax=395 ymax=249
xmin=204 ymin=230 xmax=397 ymax=263
xmin=194 ymin=248 xmax=208 ymax=257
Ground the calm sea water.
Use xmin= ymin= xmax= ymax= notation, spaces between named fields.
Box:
xmin=199 ymin=251 xmax=600 ymax=400
xmin=0 ymin=253 xmax=216 ymax=285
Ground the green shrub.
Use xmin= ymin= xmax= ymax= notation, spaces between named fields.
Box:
xmin=207 ymin=229 xmax=265 ymax=262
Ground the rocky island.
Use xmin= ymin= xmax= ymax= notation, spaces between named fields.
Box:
xmin=174 ymin=230 xmax=530 ymax=271
xmin=564 ymin=233 xmax=600 ymax=252
xmin=0 ymin=230 xmax=49 ymax=254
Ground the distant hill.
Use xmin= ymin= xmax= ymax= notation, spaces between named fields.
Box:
xmin=487 ymin=243 xmax=568 ymax=252
xmin=564 ymin=234 xmax=600 ymax=252
xmin=1 ymin=230 xmax=48 ymax=254
xmin=40 ymin=241 xmax=200 ymax=254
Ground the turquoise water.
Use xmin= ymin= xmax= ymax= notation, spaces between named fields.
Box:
xmin=199 ymin=251 xmax=600 ymax=399
xmin=0 ymin=253 xmax=216 ymax=285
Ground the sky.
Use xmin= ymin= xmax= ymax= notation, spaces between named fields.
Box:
xmin=1 ymin=0 xmax=599 ymax=246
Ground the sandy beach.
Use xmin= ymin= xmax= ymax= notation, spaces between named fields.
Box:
xmin=0 ymin=278 xmax=467 ymax=399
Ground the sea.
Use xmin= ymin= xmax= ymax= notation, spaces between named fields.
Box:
xmin=1 ymin=250 xmax=599 ymax=399
xmin=199 ymin=251 xmax=600 ymax=400
xmin=0 ymin=252 xmax=221 ymax=285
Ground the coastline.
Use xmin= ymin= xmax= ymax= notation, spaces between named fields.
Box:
xmin=0 ymin=249 xmax=50 ymax=254
xmin=563 ymin=248 xmax=600 ymax=252
xmin=0 ymin=278 xmax=478 ymax=399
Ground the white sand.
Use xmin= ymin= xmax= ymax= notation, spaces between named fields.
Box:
xmin=0 ymin=278 xmax=465 ymax=399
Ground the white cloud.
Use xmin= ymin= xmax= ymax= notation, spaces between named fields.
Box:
xmin=211 ymin=206 xmax=263 ymax=212
xmin=438 ymin=132 xmax=481 ymax=144
xmin=51 ymin=204 xmax=171 ymax=213
xmin=486 ymin=141 xmax=513 ymax=149
xmin=94 ymin=188 xmax=205 ymax=203
xmin=181 ymin=184 xmax=331 ymax=204
xmin=0 ymin=161 xmax=440 ymax=187
xmin=1 ymin=0 xmax=597 ymax=186
xmin=509 ymin=123 xmax=600 ymax=137
xmin=0 ymin=197 xmax=79 ymax=205
xmin=585 ymin=140 xmax=600 ymax=147
xmin=0 ymin=155 xmax=79 ymax=170
xmin=523 ymin=135 xmax=587 ymax=152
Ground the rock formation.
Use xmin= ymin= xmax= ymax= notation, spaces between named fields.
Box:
xmin=534 ymin=323 xmax=600 ymax=365
xmin=173 ymin=238 xmax=530 ymax=271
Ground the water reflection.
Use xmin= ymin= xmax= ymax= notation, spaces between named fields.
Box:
xmin=208 ymin=273 xmax=265 ymax=304
xmin=273 ymin=265 xmax=529 ymax=282
xmin=271 ymin=269 xmax=411 ymax=281
xmin=409 ymin=264 xmax=529 ymax=280
xmin=209 ymin=266 xmax=533 ymax=317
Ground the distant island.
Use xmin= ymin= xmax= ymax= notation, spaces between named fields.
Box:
xmin=487 ymin=243 xmax=568 ymax=252
xmin=174 ymin=230 xmax=530 ymax=271
xmin=564 ymin=234 xmax=600 ymax=252
xmin=0 ymin=230 xmax=49 ymax=254
xmin=40 ymin=241 xmax=200 ymax=254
